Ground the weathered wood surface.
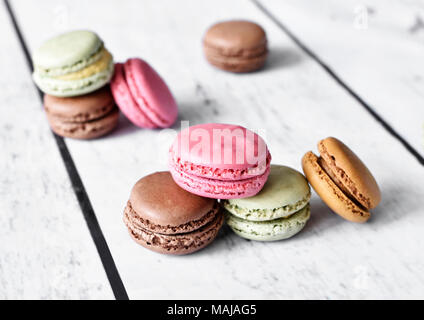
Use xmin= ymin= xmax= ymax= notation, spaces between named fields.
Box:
xmin=0 ymin=1 xmax=113 ymax=299
xmin=261 ymin=0 xmax=424 ymax=158
xmin=2 ymin=0 xmax=423 ymax=299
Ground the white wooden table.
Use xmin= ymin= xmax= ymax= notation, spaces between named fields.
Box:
xmin=1 ymin=0 xmax=424 ymax=300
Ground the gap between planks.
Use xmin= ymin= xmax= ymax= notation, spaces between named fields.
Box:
xmin=252 ymin=0 xmax=424 ymax=167
xmin=3 ymin=0 xmax=129 ymax=300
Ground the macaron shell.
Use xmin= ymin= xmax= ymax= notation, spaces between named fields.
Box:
xmin=43 ymin=86 xmax=115 ymax=122
xmin=224 ymin=165 xmax=310 ymax=221
xmin=124 ymin=58 xmax=178 ymax=128
xmin=125 ymin=209 xmax=224 ymax=255
xmin=302 ymin=151 xmax=370 ymax=223
xmin=110 ymin=63 xmax=156 ymax=128
xmin=129 ymin=171 xmax=217 ymax=228
xmin=46 ymin=107 xmax=119 ymax=139
xmin=204 ymin=52 xmax=267 ymax=73
xmin=226 ymin=205 xmax=310 ymax=241
xmin=33 ymin=30 xmax=102 ymax=71
xmin=170 ymin=123 xmax=270 ymax=171
xmin=169 ymin=162 xmax=270 ymax=199
xmin=318 ymin=137 xmax=381 ymax=209
xmin=203 ymin=20 xmax=267 ymax=54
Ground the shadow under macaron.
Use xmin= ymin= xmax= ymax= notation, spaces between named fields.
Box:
xmin=293 ymin=197 xmax=344 ymax=240
xmin=106 ymin=112 xmax=140 ymax=139
xmin=262 ymin=46 xmax=303 ymax=72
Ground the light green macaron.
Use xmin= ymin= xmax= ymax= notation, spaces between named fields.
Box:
xmin=224 ymin=165 xmax=311 ymax=241
xmin=32 ymin=30 xmax=114 ymax=97
xmin=224 ymin=165 xmax=311 ymax=221
xmin=226 ymin=204 xmax=310 ymax=241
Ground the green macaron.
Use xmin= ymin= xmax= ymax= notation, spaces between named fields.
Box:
xmin=32 ymin=30 xmax=114 ymax=97
xmin=226 ymin=204 xmax=310 ymax=241
xmin=223 ymin=165 xmax=311 ymax=241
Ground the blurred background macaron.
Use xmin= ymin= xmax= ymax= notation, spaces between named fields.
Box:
xmin=203 ymin=20 xmax=268 ymax=73
xmin=32 ymin=30 xmax=114 ymax=97
xmin=124 ymin=171 xmax=224 ymax=255
xmin=224 ymin=165 xmax=311 ymax=241
xmin=43 ymin=86 xmax=119 ymax=139
xmin=302 ymin=137 xmax=381 ymax=223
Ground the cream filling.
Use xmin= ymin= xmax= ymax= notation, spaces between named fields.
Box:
xmin=223 ymin=193 xmax=310 ymax=221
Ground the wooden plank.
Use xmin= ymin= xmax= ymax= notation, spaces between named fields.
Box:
xmin=0 ymin=2 xmax=113 ymax=299
xmin=259 ymin=0 xmax=424 ymax=159
xmin=12 ymin=0 xmax=424 ymax=299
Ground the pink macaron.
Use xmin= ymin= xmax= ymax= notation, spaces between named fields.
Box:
xmin=110 ymin=58 xmax=178 ymax=128
xmin=169 ymin=123 xmax=271 ymax=199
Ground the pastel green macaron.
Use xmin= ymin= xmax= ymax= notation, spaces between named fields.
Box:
xmin=223 ymin=165 xmax=311 ymax=241
xmin=32 ymin=30 xmax=114 ymax=97
xmin=223 ymin=165 xmax=311 ymax=221
xmin=226 ymin=205 xmax=310 ymax=241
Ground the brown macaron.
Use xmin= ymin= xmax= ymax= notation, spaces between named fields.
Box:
xmin=302 ymin=137 xmax=381 ymax=223
xmin=43 ymin=86 xmax=119 ymax=139
xmin=124 ymin=171 xmax=224 ymax=255
xmin=203 ymin=20 xmax=268 ymax=73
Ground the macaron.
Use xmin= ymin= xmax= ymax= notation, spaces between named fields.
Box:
xmin=203 ymin=20 xmax=268 ymax=73
xmin=43 ymin=86 xmax=119 ymax=139
xmin=302 ymin=137 xmax=381 ymax=223
xmin=168 ymin=123 xmax=271 ymax=199
xmin=224 ymin=165 xmax=311 ymax=241
xmin=110 ymin=58 xmax=178 ymax=129
xmin=32 ymin=30 xmax=114 ymax=97
xmin=124 ymin=171 xmax=224 ymax=255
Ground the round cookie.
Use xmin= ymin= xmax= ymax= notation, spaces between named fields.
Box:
xmin=32 ymin=30 xmax=114 ymax=97
xmin=223 ymin=165 xmax=310 ymax=221
xmin=203 ymin=20 xmax=268 ymax=73
xmin=226 ymin=205 xmax=310 ymax=241
xmin=110 ymin=58 xmax=178 ymax=129
xmin=43 ymin=86 xmax=119 ymax=139
xmin=123 ymin=171 xmax=224 ymax=255
xmin=168 ymin=123 xmax=271 ymax=199
xmin=302 ymin=137 xmax=381 ymax=223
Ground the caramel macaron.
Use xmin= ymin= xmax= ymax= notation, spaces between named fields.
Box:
xmin=124 ymin=171 xmax=224 ymax=255
xmin=43 ymin=86 xmax=119 ymax=139
xmin=302 ymin=137 xmax=381 ymax=223
xmin=203 ymin=20 xmax=268 ymax=73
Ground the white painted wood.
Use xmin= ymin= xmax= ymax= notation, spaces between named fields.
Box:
xmin=0 ymin=3 xmax=113 ymax=299
xmin=11 ymin=0 xmax=424 ymax=299
xmin=260 ymin=0 xmax=424 ymax=157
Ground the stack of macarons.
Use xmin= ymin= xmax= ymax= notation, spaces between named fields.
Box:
xmin=32 ymin=30 xmax=119 ymax=139
xmin=32 ymin=27 xmax=382 ymax=257
xmin=32 ymin=30 xmax=178 ymax=139
xmin=125 ymin=123 xmax=314 ymax=254
xmin=166 ymin=123 xmax=312 ymax=242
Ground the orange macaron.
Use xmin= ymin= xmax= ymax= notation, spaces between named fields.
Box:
xmin=302 ymin=137 xmax=381 ymax=223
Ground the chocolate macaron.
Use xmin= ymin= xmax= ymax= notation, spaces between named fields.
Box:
xmin=203 ymin=20 xmax=268 ymax=73
xmin=302 ymin=137 xmax=381 ymax=223
xmin=44 ymin=86 xmax=119 ymax=139
xmin=124 ymin=171 xmax=224 ymax=255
